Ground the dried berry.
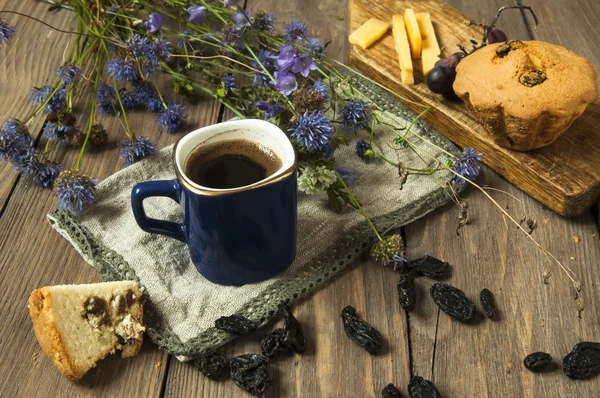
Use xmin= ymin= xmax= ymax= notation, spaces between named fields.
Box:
xmin=229 ymin=354 xmax=272 ymax=396
xmin=193 ymin=351 xmax=229 ymax=380
xmin=408 ymin=376 xmax=441 ymax=398
xmin=519 ymin=69 xmax=546 ymax=87
xmin=260 ymin=328 xmax=288 ymax=358
xmin=523 ymin=352 xmax=552 ymax=373
xmin=479 ymin=288 xmax=495 ymax=319
xmin=430 ymin=283 xmax=475 ymax=322
xmin=495 ymin=40 xmax=524 ymax=58
xmin=215 ymin=314 xmax=257 ymax=335
xmin=563 ymin=342 xmax=600 ymax=380
xmin=409 ymin=256 xmax=450 ymax=280
xmin=487 ymin=27 xmax=508 ymax=44
xmin=382 ymin=383 xmax=402 ymax=397
xmin=397 ymin=272 xmax=416 ymax=312
xmin=341 ymin=306 xmax=383 ymax=355
xmin=89 ymin=124 xmax=108 ymax=147
xmin=281 ymin=304 xmax=307 ymax=353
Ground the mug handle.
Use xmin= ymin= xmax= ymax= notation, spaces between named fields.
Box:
xmin=131 ymin=179 xmax=186 ymax=243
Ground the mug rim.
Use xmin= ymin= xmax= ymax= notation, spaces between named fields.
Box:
xmin=173 ymin=119 xmax=297 ymax=196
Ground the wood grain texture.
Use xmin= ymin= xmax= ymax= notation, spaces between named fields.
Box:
xmin=348 ymin=0 xmax=600 ymax=217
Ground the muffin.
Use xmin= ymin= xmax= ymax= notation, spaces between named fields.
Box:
xmin=453 ymin=40 xmax=598 ymax=151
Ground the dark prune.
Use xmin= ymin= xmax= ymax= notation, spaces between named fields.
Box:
xmin=281 ymin=304 xmax=307 ymax=353
xmin=479 ymin=288 xmax=495 ymax=319
xmin=229 ymin=354 xmax=272 ymax=395
xmin=341 ymin=306 xmax=383 ymax=355
xmin=382 ymin=383 xmax=402 ymax=397
xmin=409 ymin=256 xmax=450 ymax=280
xmin=523 ymin=352 xmax=552 ymax=372
xmin=260 ymin=328 xmax=288 ymax=358
xmin=487 ymin=27 xmax=508 ymax=44
xmin=193 ymin=351 xmax=228 ymax=380
xmin=430 ymin=283 xmax=475 ymax=322
xmin=215 ymin=314 xmax=257 ymax=335
xmin=398 ymin=272 xmax=416 ymax=312
xmin=563 ymin=342 xmax=600 ymax=380
xmin=408 ymin=376 xmax=441 ymax=398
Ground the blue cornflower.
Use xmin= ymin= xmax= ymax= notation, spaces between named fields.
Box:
xmin=33 ymin=162 xmax=62 ymax=188
xmin=253 ymin=11 xmax=275 ymax=33
xmin=157 ymin=102 xmax=186 ymax=133
xmin=336 ymin=166 xmax=360 ymax=186
xmin=392 ymin=254 xmax=408 ymax=271
xmin=107 ymin=57 xmax=139 ymax=82
xmin=223 ymin=73 xmax=236 ymax=92
xmin=153 ymin=36 xmax=172 ymax=60
xmin=31 ymin=85 xmax=67 ymax=113
xmin=133 ymin=82 xmax=162 ymax=112
xmin=355 ymin=139 xmax=371 ymax=161
xmin=43 ymin=122 xmax=74 ymax=142
xmin=96 ymin=81 xmax=115 ymax=102
xmin=56 ymin=63 xmax=81 ymax=85
xmin=127 ymin=34 xmax=155 ymax=60
xmin=256 ymin=100 xmax=282 ymax=119
xmin=118 ymin=88 xmax=138 ymax=110
xmin=252 ymin=49 xmax=275 ymax=87
xmin=97 ymin=100 xmax=114 ymax=115
xmin=307 ymin=37 xmax=324 ymax=54
xmin=453 ymin=148 xmax=481 ymax=182
xmin=284 ymin=20 xmax=308 ymax=42
xmin=232 ymin=9 xmax=252 ymax=27
xmin=187 ymin=5 xmax=206 ymax=24
xmin=221 ymin=25 xmax=242 ymax=47
xmin=118 ymin=136 xmax=156 ymax=166
xmin=0 ymin=18 xmax=15 ymax=46
xmin=0 ymin=118 xmax=32 ymax=161
xmin=310 ymin=79 xmax=330 ymax=101
xmin=11 ymin=142 xmax=40 ymax=175
xmin=291 ymin=55 xmax=317 ymax=78
xmin=53 ymin=170 xmax=96 ymax=214
xmin=290 ymin=110 xmax=333 ymax=151
xmin=144 ymin=13 xmax=165 ymax=34
xmin=341 ymin=99 xmax=373 ymax=132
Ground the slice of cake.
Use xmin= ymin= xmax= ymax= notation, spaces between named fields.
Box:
xmin=28 ymin=281 xmax=145 ymax=382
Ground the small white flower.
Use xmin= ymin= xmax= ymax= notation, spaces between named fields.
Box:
xmin=297 ymin=165 xmax=337 ymax=194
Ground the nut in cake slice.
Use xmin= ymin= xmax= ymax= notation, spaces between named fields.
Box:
xmin=28 ymin=281 xmax=145 ymax=382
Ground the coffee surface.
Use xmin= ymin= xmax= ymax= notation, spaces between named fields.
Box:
xmin=185 ymin=138 xmax=282 ymax=189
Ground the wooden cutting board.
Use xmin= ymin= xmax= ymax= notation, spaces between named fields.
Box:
xmin=348 ymin=0 xmax=600 ymax=217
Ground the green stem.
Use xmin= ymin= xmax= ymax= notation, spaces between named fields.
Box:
xmin=112 ymin=80 xmax=134 ymax=140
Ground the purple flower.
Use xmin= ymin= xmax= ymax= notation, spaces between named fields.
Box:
xmin=53 ymin=170 xmax=96 ymax=214
xmin=11 ymin=142 xmax=40 ymax=176
xmin=157 ymin=102 xmax=186 ymax=133
xmin=187 ymin=5 xmax=206 ymax=24
xmin=252 ymin=49 xmax=275 ymax=86
xmin=133 ymin=81 xmax=162 ymax=112
xmin=43 ymin=122 xmax=76 ymax=142
xmin=56 ymin=63 xmax=82 ymax=85
xmin=392 ymin=254 xmax=408 ymax=271
xmin=355 ymin=139 xmax=371 ymax=160
xmin=223 ymin=73 xmax=236 ymax=91
xmin=307 ymin=37 xmax=324 ymax=54
xmin=274 ymin=72 xmax=297 ymax=96
xmin=253 ymin=11 xmax=275 ymax=33
xmin=107 ymin=57 xmax=139 ymax=82
xmin=144 ymin=13 xmax=165 ymax=33
xmin=232 ymin=9 xmax=252 ymax=27
xmin=33 ymin=162 xmax=61 ymax=188
xmin=118 ymin=88 xmax=137 ymax=110
xmin=290 ymin=110 xmax=333 ymax=151
xmin=292 ymin=55 xmax=317 ymax=78
xmin=0 ymin=18 xmax=15 ymax=46
xmin=30 ymin=85 xmax=66 ymax=113
xmin=96 ymin=81 xmax=115 ymax=101
xmin=118 ymin=136 xmax=156 ymax=166
xmin=284 ymin=20 xmax=308 ymax=42
xmin=256 ymin=100 xmax=282 ymax=119
xmin=221 ymin=25 xmax=242 ymax=47
xmin=276 ymin=45 xmax=297 ymax=74
xmin=453 ymin=148 xmax=481 ymax=182
xmin=127 ymin=34 xmax=154 ymax=60
xmin=224 ymin=0 xmax=241 ymax=6
xmin=341 ymin=99 xmax=373 ymax=132
xmin=0 ymin=118 xmax=32 ymax=161
xmin=310 ymin=79 xmax=329 ymax=101
xmin=153 ymin=37 xmax=172 ymax=60
xmin=336 ymin=166 xmax=360 ymax=186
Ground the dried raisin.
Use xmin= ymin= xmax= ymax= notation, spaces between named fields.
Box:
xmin=215 ymin=314 xmax=257 ymax=335
xmin=382 ymin=383 xmax=402 ymax=397
xmin=409 ymin=256 xmax=450 ymax=280
xmin=563 ymin=342 xmax=600 ymax=380
xmin=341 ymin=306 xmax=383 ymax=355
xmin=430 ymin=283 xmax=475 ymax=322
xmin=479 ymin=288 xmax=495 ymax=319
xmin=229 ymin=354 xmax=272 ymax=395
xmin=193 ymin=351 xmax=228 ymax=380
xmin=281 ymin=304 xmax=307 ymax=353
xmin=523 ymin=352 xmax=552 ymax=372
xmin=260 ymin=328 xmax=288 ymax=358
xmin=398 ymin=272 xmax=416 ymax=312
xmin=408 ymin=376 xmax=441 ymax=398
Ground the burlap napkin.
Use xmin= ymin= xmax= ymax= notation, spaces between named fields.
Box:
xmin=47 ymin=78 xmax=463 ymax=358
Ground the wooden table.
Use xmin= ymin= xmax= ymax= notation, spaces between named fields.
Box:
xmin=0 ymin=0 xmax=599 ymax=396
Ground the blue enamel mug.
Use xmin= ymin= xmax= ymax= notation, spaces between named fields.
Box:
xmin=131 ymin=119 xmax=297 ymax=286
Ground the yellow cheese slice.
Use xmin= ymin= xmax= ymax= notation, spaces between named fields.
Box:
xmin=349 ymin=18 xmax=390 ymax=50
xmin=392 ymin=15 xmax=414 ymax=85
xmin=416 ymin=12 xmax=441 ymax=76
xmin=404 ymin=9 xmax=422 ymax=59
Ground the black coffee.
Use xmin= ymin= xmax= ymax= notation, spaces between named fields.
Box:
xmin=185 ymin=138 xmax=282 ymax=189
